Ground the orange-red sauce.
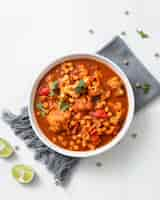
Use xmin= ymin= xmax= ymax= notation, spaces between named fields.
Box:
xmin=34 ymin=59 xmax=128 ymax=151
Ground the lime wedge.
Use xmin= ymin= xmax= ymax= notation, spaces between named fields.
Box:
xmin=12 ymin=165 xmax=35 ymax=184
xmin=0 ymin=138 xmax=14 ymax=158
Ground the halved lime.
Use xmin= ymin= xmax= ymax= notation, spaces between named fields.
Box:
xmin=12 ymin=165 xmax=35 ymax=184
xmin=0 ymin=138 xmax=14 ymax=158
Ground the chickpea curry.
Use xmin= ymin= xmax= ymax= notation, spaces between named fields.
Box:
xmin=34 ymin=59 xmax=128 ymax=151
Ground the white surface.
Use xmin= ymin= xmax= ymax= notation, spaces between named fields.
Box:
xmin=0 ymin=0 xmax=160 ymax=199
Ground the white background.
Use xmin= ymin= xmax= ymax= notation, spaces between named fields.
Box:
xmin=0 ymin=0 xmax=160 ymax=199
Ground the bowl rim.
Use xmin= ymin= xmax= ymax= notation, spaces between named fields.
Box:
xmin=28 ymin=53 xmax=135 ymax=158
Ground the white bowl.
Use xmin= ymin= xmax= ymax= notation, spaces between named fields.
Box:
xmin=28 ymin=53 xmax=135 ymax=158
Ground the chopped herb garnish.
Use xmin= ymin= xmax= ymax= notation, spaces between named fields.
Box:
xmin=121 ymin=31 xmax=127 ymax=36
xmin=137 ymin=29 xmax=149 ymax=39
xmin=49 ymin=90 xmax=55 ymax=97
xmin=15 ymin=145 xmax=20 ymax=151
xmin=49 ymin=80 xmax=58 ymax=96
xmin=142 ymin=83 xmax=151 ymax=94
xmin=36 ymin=103 xmax=47 ymax=116
xmin=59 ymin=101 xmax=70 ymax=112
xmin=96 ymin=162 xmax=102 ymax=167
xmin=154 ymin=52 xmax=160 ymax=58
xmin=89 ymin=29 xmax=95 ymax=34
xmin=36 ymin=103 xmax=45 ymax=111
xmin=51 ymin=80 xmax=58 ymax=90
xmin=131 ymin=133 xmax=137 ymax=139
xmin=134 ymin=82 xmax=151 ymax=94
xmin=124 ymin=10 xmax=130 ymax=15
xmin=75 ymin=80 xmax=87 ymax=94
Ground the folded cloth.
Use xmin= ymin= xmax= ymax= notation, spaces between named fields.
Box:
xmin=2 ymin=36 xmax=160 ymax=186
xmin=97 ymin=36 xmax=160 ymax=111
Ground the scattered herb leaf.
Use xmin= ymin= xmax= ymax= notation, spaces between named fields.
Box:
xmin=154 ymin=52 xmax=160 ymax=58
xmin=142 ymin=83 xmax=151 ymax=94
xmin=124 ymin=10 xmax=130 ymax=15
xmin=121 ymin=31 xmax=127 ymax=36
xmin=36 ymin=103 xmax=45 ymax=112
xmin=15 ymin=145 xmax=20 ymax=151
xmin=40 ymin=111 xmax=46 ymax=117
xmin=59 ymin=101 xmax=70 ymax=112
xmin=137 ymin=29 xmax=149 ymax=39
xmin=131 ymin=133 xmax=137 ymax=139
xmin=51 ymin=80 xmax=58 ymax=90
xmin=89 ymin=29 xmax=95 ymax=34
xmin=134 ymin=83 xmax=151 ymax=94
xmin=96 ymin=162 xmax=102 ymax=167
xmin=75 ymin=80 xmax=87 ymax=94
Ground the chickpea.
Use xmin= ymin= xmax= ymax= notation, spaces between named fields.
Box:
xmin=70 ymin=120 xmax=76 ymax=126
xmin=58 ymin=135 xmax=64 ymax=142
xmin=82 ymin=140 xmax=86 ymax=147
xmin=69 ymin=98 xmax=74 ymax=103
xmin=82 ymin=133 xmax=90 ymax=141
xmin=36 ymin=111 xmax=40 ymax=116
xmin=103 ymin=121 xmax=109 ymax=127
xmin=84 ymin=115 xmax=92 ymax=120
xmin=52 ymin=137 xmax=57 ymax=143
xmin=114 ymin=102 xmax=122 ymax=111
xmin=69 ymin=146 xmax=73 ymax=151
xmin=49 ymin=126 xmax=54 ymax=132
xmin=72 ymin=135 xmax=77 ymax=140
xmin=73 ymin=145 xmax=79 ymax=151
xmin=43 ymin=102 xmax=49 ymax=109
xmin=106 ymin=126 xmax=115 ymax=135
xmin=88 ymin=144 xmax=95 ymax=150
xmin=76 ymin=139 xmax=81 ymax=144
xmin=105 ymin=106 xmax=109 ymax=112
xmin=72 ymin=75 xmax=79 ymax=81
xmin=110 ymin=116 xmax=119 ymax=125
xmin=108 ymin=112 xmax=112 ymax=117
xmin=115 ymin=88 xmax=124 ymax=97
xmin=80 ymin=119 xmax=85 ymax=125
xmin=45 ymin=74 xmax=52 ymax=82
xmin=75 ymin=113 xmax=81 ymax=120
xmin=69 ymin=140 xmax=75 ymax=146
xmin=61 ymin=141 xmax=67 ymax=147
xmin=77 ymin=134 xmax=82 ymax=138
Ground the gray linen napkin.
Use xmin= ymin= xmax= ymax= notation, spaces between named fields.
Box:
xmin=97 ymin=36 xmax=160 ymax=111
xmin=2 ymin=36 xmax=160 ymax=186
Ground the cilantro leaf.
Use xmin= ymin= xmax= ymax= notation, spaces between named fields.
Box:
xmin=49 ymin=90 xmax=55 ymax=97
xmin=36 ymin=103 xmax=47 ymax=116
xmin=134 ymin=82 xmax=151 ymax=94
xmin=137 ymin=30 xmax=149 ymax=39
xmin=36 ymin=103 xmax=45 ymax=112
xmin=75 ymin=80 xmax=87 ymax=94
xmin=51 ymin=80 xmax=58 ymax=90
xmin=59 ymin=101 xmax=70 ymax=112
xmin=142 ymin=83 xmax=151 ymax=94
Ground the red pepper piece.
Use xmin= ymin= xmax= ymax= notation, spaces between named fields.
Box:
xmin=90 ymin=109 xmax=108 ymax=119
xmin=90 ymin=129 xmax=97 ymax=135
xmin=91 ymin=134 xmax=101 ymax=146
xmin=38 ymin=87 xmax=50 ymax=96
